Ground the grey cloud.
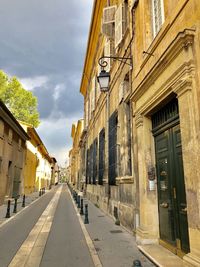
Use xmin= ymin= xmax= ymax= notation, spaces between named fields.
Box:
xmin=0 ymin=0 xmax=93 ymax=164
xmin=0 ymin=0 xmax=91 ymax=77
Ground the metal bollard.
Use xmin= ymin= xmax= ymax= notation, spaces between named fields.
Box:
xmin=5 ymin=200 xmax=11 ymax=218
xmin=84 ymin=204 xmax=89 ymax=224
xmin=80 ymin=199 xmax=84 ymax=215
xmin=75 ymin=193 xmax=78 ymax=204
xmin=132 ymin=260 xmax=142 ymax=267
xmin=77 ymin=195 xmax=81 ymax=209
xmin=13 ymin=198 xmax=17 ymax=213
xmin=22 ymin=194 xmax=25 ymax=207
xmin=73 ymin=191 xmax=76 ymax=200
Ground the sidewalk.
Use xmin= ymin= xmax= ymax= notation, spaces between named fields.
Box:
xmin=71 ymin=194 xmax=156 ymax=267
xmin=0 ymin=190 xmax=49 ymax=226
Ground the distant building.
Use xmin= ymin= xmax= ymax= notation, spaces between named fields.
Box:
xmin=69 ymin=120 xmax=84 ymax=189
xmin=51 ymin=157 xmax=59 ymax=185
xmin=0 ymin=100 xmax=29 ymax=205
xmin=20 ymin=122 xmax=53 ymax=192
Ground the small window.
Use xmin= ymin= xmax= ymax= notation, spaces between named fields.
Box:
xmin=18 ymin=138 xmax=22 ymax=150
xmin=8 ymin=129 xmax=13 ymax=144
xmin=152 ymin=0 xmax=165 ymax=37
xmin=0 ymin=157 xmax=2 ymax=173
xmin=0 ymin=120 xmax=4 ymax=138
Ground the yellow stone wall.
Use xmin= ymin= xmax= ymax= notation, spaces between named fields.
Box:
xmin=79 ymin=0 xmax=200 ymax=263
xmin=130 ymin=0 xmax=200 ymax=265
xmin=23 ymin=149 xmax=37 ymax=194
xmin=70 ymin=120 xmax=84 ymax=188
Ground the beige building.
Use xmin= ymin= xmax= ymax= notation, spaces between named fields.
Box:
xmin=0 ymin=101 xmax=29 ymax=205
xmin=69 ymin=120 xmax=84 ymax=189
xmin=51 ymin=157 xmax=59 ymax=186
xmin=23 ymin=125 xmax=52 ymax=191
xmin=20 ymin=122 xmax=57 ymax=194
xmin=79 ymin=0 xmax=200 ymax=265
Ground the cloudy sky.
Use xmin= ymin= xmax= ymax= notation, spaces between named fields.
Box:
xmin=0 ymin=0 xmax=93 ymax=166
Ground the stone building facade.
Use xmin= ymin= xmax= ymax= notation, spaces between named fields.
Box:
xmin=21 ymin=122 xmax=56 ymax=194
xmin=0 ymin=101 xmax=29 ymax=205
xmin=78 ymin=0 xmax=200 ymax=265
xmin=25 ymin=126 xmax=52 ymax=191
xmin=69 ymin=120 xmax=84 ymax=189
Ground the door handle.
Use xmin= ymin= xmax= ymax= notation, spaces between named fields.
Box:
xmin=181 ymin=207 xmax=187 ymax=212
xmin=160 ymin=202 xmax=169 ymax=208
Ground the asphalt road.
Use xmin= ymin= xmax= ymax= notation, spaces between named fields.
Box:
xmin=40 ymin=185 xmax=94 ymax=267
xmin=0 ymin=188 xmax=55 ymax=267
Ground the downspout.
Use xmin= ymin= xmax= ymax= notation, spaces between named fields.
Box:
xmin=130 ymin=5 xmax=140 ymax=231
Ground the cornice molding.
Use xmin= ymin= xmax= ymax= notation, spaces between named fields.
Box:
xmin=172 ymin=76 xmax=193 ymax=97
xmin=135 ymin=114 xmax=144 ymax=128
xmin=131 ymin=28 xmax=196 ymax=102
xmin=135 ymin=60 xmax=195 ymax=116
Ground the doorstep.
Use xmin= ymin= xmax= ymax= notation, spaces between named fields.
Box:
xmin=138 ymin=244 xmax=193 ymax=267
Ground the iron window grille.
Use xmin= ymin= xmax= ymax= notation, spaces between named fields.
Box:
xmin=108 ymin=111 xmax=118 ymax=185
xmin=98 ymin=128 xmax=105 ymax=185
xmin=92 ymin=138 xmax=98 ymax=184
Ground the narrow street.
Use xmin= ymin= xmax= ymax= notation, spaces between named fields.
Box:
xmin=0 ymin=185 xmax=155 ymax=267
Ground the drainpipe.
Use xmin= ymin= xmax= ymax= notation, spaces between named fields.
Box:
xmin=129 ymin=14 xmax=140 ymax=229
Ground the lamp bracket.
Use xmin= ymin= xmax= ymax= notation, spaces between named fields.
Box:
xmin=98 ymin=56 xmax=132 ymax=68
xmin=143 ymin=51 xmax=154 ymax=57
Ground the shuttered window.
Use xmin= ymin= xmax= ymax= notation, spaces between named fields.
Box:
xmin=8 ymin=129 xmax=13 ymax=144
xmin=96 ymin=65 xmax=101 ymax=101
xmin=92 ymin=138 xmax=98 ymax=184
xmin=85 ymin=100 xmax=88 ymax=128
xmin=89 ymin=144 xmax=93 ymax=184
xmin=98 ymin=128 xmax=105 ymax=185
xmin=152 ymin=0 xmax=165 ymax=37
xmin=115 ymin=2 xmax=128 ymax=48
xmin=86 ymin=149 xmax=89 ymax=184
xmin=0 ymin=120 xmax=4 ymax=138
xmin=109 ymin=111 xmax=118 ymax=185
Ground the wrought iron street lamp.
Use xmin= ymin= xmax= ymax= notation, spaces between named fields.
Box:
xmin=97 ymin=56 xmax=132 ymax=92
xmin=97 ymin=69 xmax=110 ymax=92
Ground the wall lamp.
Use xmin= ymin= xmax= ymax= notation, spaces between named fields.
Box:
xmin=97 ymin=56 xmax=132 ymax=92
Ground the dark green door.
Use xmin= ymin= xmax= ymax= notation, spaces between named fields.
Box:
xmin=155 ymin=124 xmax=190 ymax=254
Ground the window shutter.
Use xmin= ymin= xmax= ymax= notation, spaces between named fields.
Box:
xmin=91 ymin=77 xmax=95 ymax=112
xmin=115 ymin=3 xmax=127 ymax=48
xmin=118 ymin=79 xmax=129 ymax=104
xmin=152 ymin=0 xmax=165 ymax=37
xmin=104 ymin=40 xmax=111 ymax=72
xmin=104 ymin=39 xmax=115 ymax=72
xmin=0 ymin=120 xmax=4 ymax=138
xmin=8 ymin=129 xmax=13 ymax=144
xmin=85 ymin=100 xmax=88 ymax=127
xmin=88 ymin=93 xmax=91 ymax=121
xmin=118 ymin=82 xmax=124 ymax=104
xmin=101 ymin=6 xmax=116 ymax=38
xmin=96 ymin=65 xmax=101 ymax=100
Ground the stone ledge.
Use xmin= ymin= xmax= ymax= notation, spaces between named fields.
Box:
xmin=184 ymin=253 xmax=200 ymax=267
xmin=116 ymin=176 xmax=134 ymax=184
xmin=138 ymin=244 xmax=193 ymax=267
